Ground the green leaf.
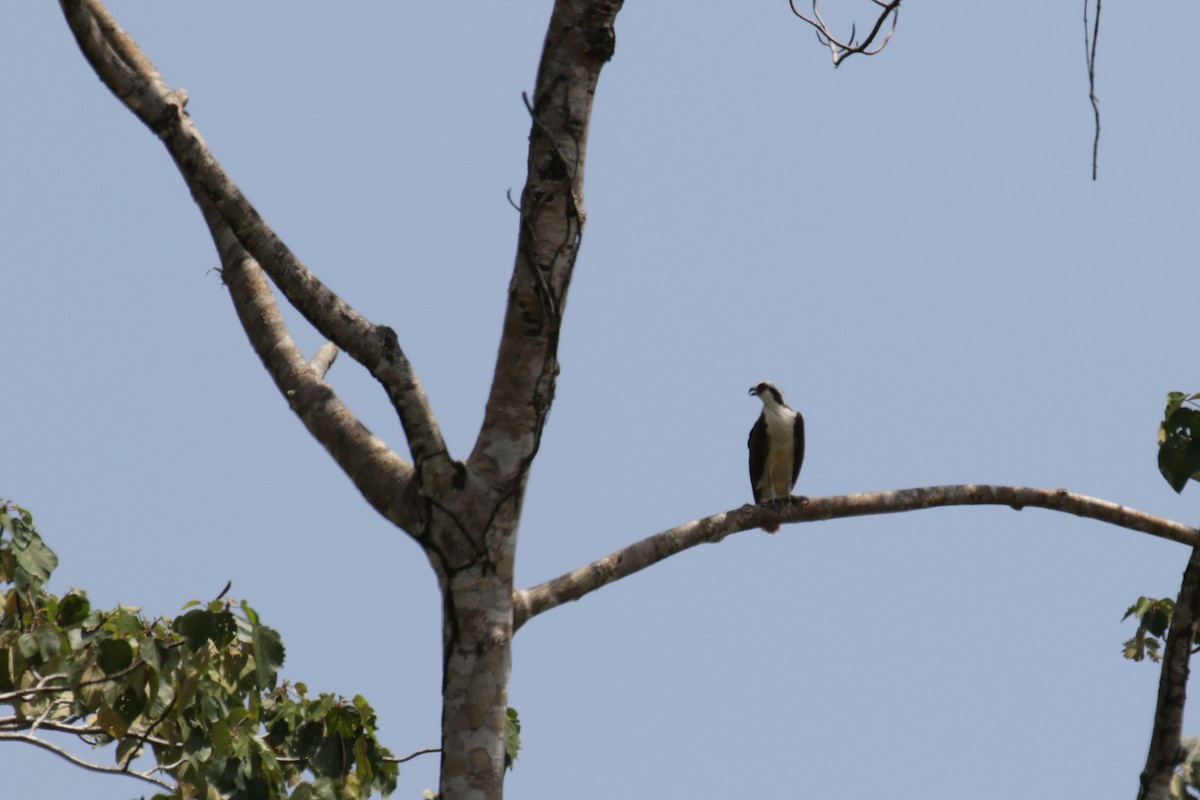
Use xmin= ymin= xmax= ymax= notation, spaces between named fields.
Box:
xmin=252 ymin=625 xmax=285 ymax=689
xmin=112 ymin=605 xmax=143 ymax=636
xmin=76 ymin=662 xmax=108 ymax=709
xmin=10 ymin=520 xmax=57 ymax=585
xmin=96 ymin=704 xmax=129 ymax=738
xmin=1144 ymin=606 xmax=1173 ymax=638
xmin=116 ymin=736 xmax=144 ymax=766
xmin=211 ymin=610 xmax=238 ymax=648
xmin=113 ymin=685 xmax=147 ymax=725
xmin=354 ymin=734 xmax=374 ymax=786
xmin=311 ymin=734 xmax=351 ymax=778
xmin=240 ymin=599 xmax=261 ymax=627
xmin=34 ymin=625 xmax=62 ymax=663
xmin=141 ymin=638 xmax=163 ymax=673
xmin=211 ymin=720 xmax=232 ymax=758
xmin=1158 ymin=395 xmax=1200 ymax=493
xmin=55 ymin=592 xmax=90 ymax=626
xmin=97 ymin=638 xmax=134 ymax=674
xmin=16 ymin=632 xmax=39 ymax=659
xmin=174 ymin=609 xmax=215 ymax=650
xmin=505 ymin=706 xmax=521 ymax=770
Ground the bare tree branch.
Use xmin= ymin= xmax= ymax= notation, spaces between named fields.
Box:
xmin=0 ymin=732 xmax=174 ymax=791
xmin=58 ymin=0 xmax=449 ymax=473
xmin=1138 ymin=545 xmax=1200 ymax=800
xmin=790 ymin=0 xmax=901 ymax=67
xmin=0 ymin=672 xmax=69 ymax=704
xmin=468 ymin=0 xmax=622 ymax=488
xmin=0 ymin=717 xmax=171 ymax=748
xmin=385 ymin=746 xmax=442 ymax=765
xmin=310 ymin=342 xmax=340 ymax=380
xmin=200 ymin=197 xmax=420 ymax=531
xmin=514 ymin=485 xmax=1199 ymax=629
xmin=1083 ymin=0 xmax=1103 ymax=180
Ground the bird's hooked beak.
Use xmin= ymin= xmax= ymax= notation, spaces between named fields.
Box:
xmin=748 ymin=386 xmax=759 ymax=397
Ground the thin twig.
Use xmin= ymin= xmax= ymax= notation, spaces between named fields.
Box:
xmin=790 ymin=0 xmax=901 ymax=66
xmin=0 ymin=671 xmax=70 ymax=703
xmin=387 ymin=746 xmax=442 ymax=764
xmin=119 ymin=696 xmax=176 ymax=770
xmin=1083 ymin=0 xmax=1103 ymax=180
xmin=0 ymin=717 xmax=174 ymax=748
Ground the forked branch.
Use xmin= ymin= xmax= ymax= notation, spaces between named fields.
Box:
xmin=197 ymin=193 xmax=420 ymax=531
xmin=790 ymin=0 xmax=901 ymax=66
xmin=513 ymin=485 xmax=1198 ymax=629
xmin=58 ymin=0 xmax=448 ymax=471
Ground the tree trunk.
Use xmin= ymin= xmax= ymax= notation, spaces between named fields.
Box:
xmin=422 ymin=474 xmax=522 ymax=800
xmin=438 ymin=562 xmax=514 ymax=800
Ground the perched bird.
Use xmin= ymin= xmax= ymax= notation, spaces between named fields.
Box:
xmin=748 ymin=381 xmax=806 ymax=533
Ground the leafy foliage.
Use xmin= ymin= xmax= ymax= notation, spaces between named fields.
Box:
xmin=504 ymin=706 xmax=520 ymax=771
xmin=1158 ymin=392 xmax=1200 ymax=493
xmin=1121 ymin=596 xmax=1177 ymax=662
xmin=0 ymin=500 xmax=399 ymax=799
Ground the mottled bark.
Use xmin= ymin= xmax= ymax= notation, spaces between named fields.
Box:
xmin=1137 ymin=546 xmax=1200 ymax=800
xmin=59 ymin=1 xmax=623 ymax=797
xmin=433 ymin=3 xmax=623 ymax=795
xmin=58 ymin=0 xmax=447 ymax=486
xmin=469 ymin=0 xmax=622 ymax=486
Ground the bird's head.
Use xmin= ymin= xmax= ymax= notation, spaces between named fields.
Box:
xmin=749 ymin=381 xmax=785 ymax=407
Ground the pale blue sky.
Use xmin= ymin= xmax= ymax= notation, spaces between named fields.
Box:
xmin=5 ymin=2 xmax=1200 ymax=798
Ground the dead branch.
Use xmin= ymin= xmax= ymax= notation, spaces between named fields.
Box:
xmin=385 ymin=746 xmax=442 ymax=765
xmin=1083 ymin=0 xmax=1103 ymax=180
xmin=309 ymin=342 xmax=339 ymax=380
xmin=513 ymin=485 xmax=1198 ymax=629
xmin=205 ymin=208 xmax=420 ymax=531
xmin=58 ymin=0 xmax=449 ymax=473
xmin=790 ymin=0 xmax=901 ymax=66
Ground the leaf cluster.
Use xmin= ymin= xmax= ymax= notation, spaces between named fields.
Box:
xmin=1158 ymin=392 xmax=1200 ymax=494
xmin=0 ymin=501 xmax=398 ymax=799
xmin=1120 ymin=596 xmax=1182 ymax=662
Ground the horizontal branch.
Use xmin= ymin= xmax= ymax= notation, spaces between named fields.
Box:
xmin=387 ymin=746 xmax=441 ymax=764
xmin=513 ymin=485 xmax=1198 ymax=630
xmin=0 ymin=716 xmax=175 ymax=750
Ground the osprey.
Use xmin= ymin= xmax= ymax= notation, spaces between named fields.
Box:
xmin=748 ymin=381 xmax=805 ymax=533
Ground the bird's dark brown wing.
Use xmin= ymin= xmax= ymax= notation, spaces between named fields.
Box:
xmin=791 ymin=411 xmax=805 ymax=489
xmin=748 ymin=413 xmax=769 ymax=503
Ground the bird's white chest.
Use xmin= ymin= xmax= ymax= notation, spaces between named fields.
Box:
xmin=760 ymin=406 xmax=796 ymax=496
